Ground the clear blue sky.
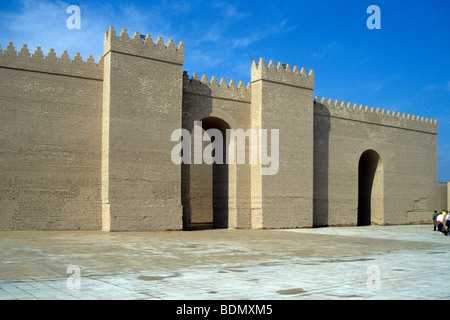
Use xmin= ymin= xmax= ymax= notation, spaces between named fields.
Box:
xmin=1 ymin=0 xmax=449 ymax=181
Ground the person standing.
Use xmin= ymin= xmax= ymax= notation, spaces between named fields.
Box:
xmin=437 ymin=212 xmax=444 ymax=232
xmin=442 ymin=210 xmax=448 ymax=234
xmin=445 ymin=211 xmax=450 ymax=236
xmin=433 ymin=210 xmax=439 ymax=231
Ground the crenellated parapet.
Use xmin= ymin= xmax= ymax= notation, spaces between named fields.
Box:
xmin=314 ymin=96 xmax=438 ymax=134
xmin=103 ymin=26 xmax=184 ymax=65
xmin=0 ymin=42 xmax=103 ymax=80
xmin=183 ymin=71 xmax=251 ymax=103
xmin=251 ymin=58 xmax=314 ymax=90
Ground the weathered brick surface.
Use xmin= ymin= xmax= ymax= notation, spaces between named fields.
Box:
xmin=313 ymin=98 xmax=438 ymax=226
xmin=0 ymin=45 xmax=103 ymax=230
xmin=102 ymin=27 xmax=184 ymax=231
xmin=0 ymin=26 xmax=440 ymax=231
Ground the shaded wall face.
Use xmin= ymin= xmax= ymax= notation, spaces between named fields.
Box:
xmin=313 ymin=107 xmax=331 ymax=227
xmin=436 ymin=182 xmax=448 ymax=213
xmin=188 ymin=134 xmax=214 ymax=226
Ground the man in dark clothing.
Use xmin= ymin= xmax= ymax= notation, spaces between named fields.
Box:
xmin=433 ymin=210 xmax=439 ymax=231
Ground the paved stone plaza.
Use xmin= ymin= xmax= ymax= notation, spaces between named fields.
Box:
xmin=0 ymin=225 xmax=449 ymax=300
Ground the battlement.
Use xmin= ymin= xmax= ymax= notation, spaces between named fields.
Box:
xmin=183 ymin=71 xmax=251 ymax=103
xmin=251 ymin=58 xmax=314 ymax=90
xmin=314 ymin=96 xmax=438 ymax=134
xmin=0 ymin=42 xmax=103 ymax=80
xmin=103 ymin=26 xmax=184 ymax=65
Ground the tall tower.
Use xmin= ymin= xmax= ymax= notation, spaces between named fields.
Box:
xmin=102 ymin=27 xmax=184 ymax=231
xmin=250 ymin=59 xmax=314 ymax=228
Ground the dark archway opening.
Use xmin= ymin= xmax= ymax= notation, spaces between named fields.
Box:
xmin=186 ymin=117 xmax=230 ymax=230
xmin=358 ymin=150 xmax=382 ymax=226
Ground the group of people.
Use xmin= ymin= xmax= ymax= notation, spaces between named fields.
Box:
xmin=433 ymin=210 xmax=450 ymax=235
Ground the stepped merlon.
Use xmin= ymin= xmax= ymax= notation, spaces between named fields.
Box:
xmin=0 ymin=42 xmax=103 ymax=80
xmin=183 ymin=71 xmax=251 ymax=102
xmin=103 ymin=26 xmax=184 ymax=65
xmin=314 ymin=96 xmax=438 ymax=134
xmin=251 ymin=57 xmax=314 ymax=89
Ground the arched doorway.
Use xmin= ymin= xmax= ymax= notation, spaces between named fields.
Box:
xmin=358 ymin=150 xmax=384 ymax=226
xmin=185 ymin=117 xmax=230 ymax=229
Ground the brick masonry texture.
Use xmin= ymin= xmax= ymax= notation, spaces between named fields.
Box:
xmin=0 ymin=26 xmax=444 ymax=231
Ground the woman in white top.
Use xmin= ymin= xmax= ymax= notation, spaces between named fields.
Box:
xmin=437 ymin=213 xmax=444 ymax=232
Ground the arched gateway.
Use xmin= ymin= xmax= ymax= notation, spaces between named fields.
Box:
xmin=358 ymin=150 xmax=384 ymax=226
xmin=0 ymin=26 xmax=438 ymax=231
xmin=183 ymin=117 xmax=231 ymax=229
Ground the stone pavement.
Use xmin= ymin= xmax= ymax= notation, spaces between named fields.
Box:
xmin=0 ymin=225 xmax=449 ymax=300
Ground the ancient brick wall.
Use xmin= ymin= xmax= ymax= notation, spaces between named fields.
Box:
xmin=101 ymin=27 xmax=184 ymax=231
xmin=0 ymin=43 xmax=103 ymax=230
xmin=313 ymin=97 xmax=438 ymax=226
xmin=250 ymin=59 xmax=315 ymax=229
xmin=0 ymin=26 xmax=440 ymax=231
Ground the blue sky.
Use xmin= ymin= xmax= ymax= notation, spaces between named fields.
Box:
xmin=1 ymin=0 xmax=449 ymax=181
